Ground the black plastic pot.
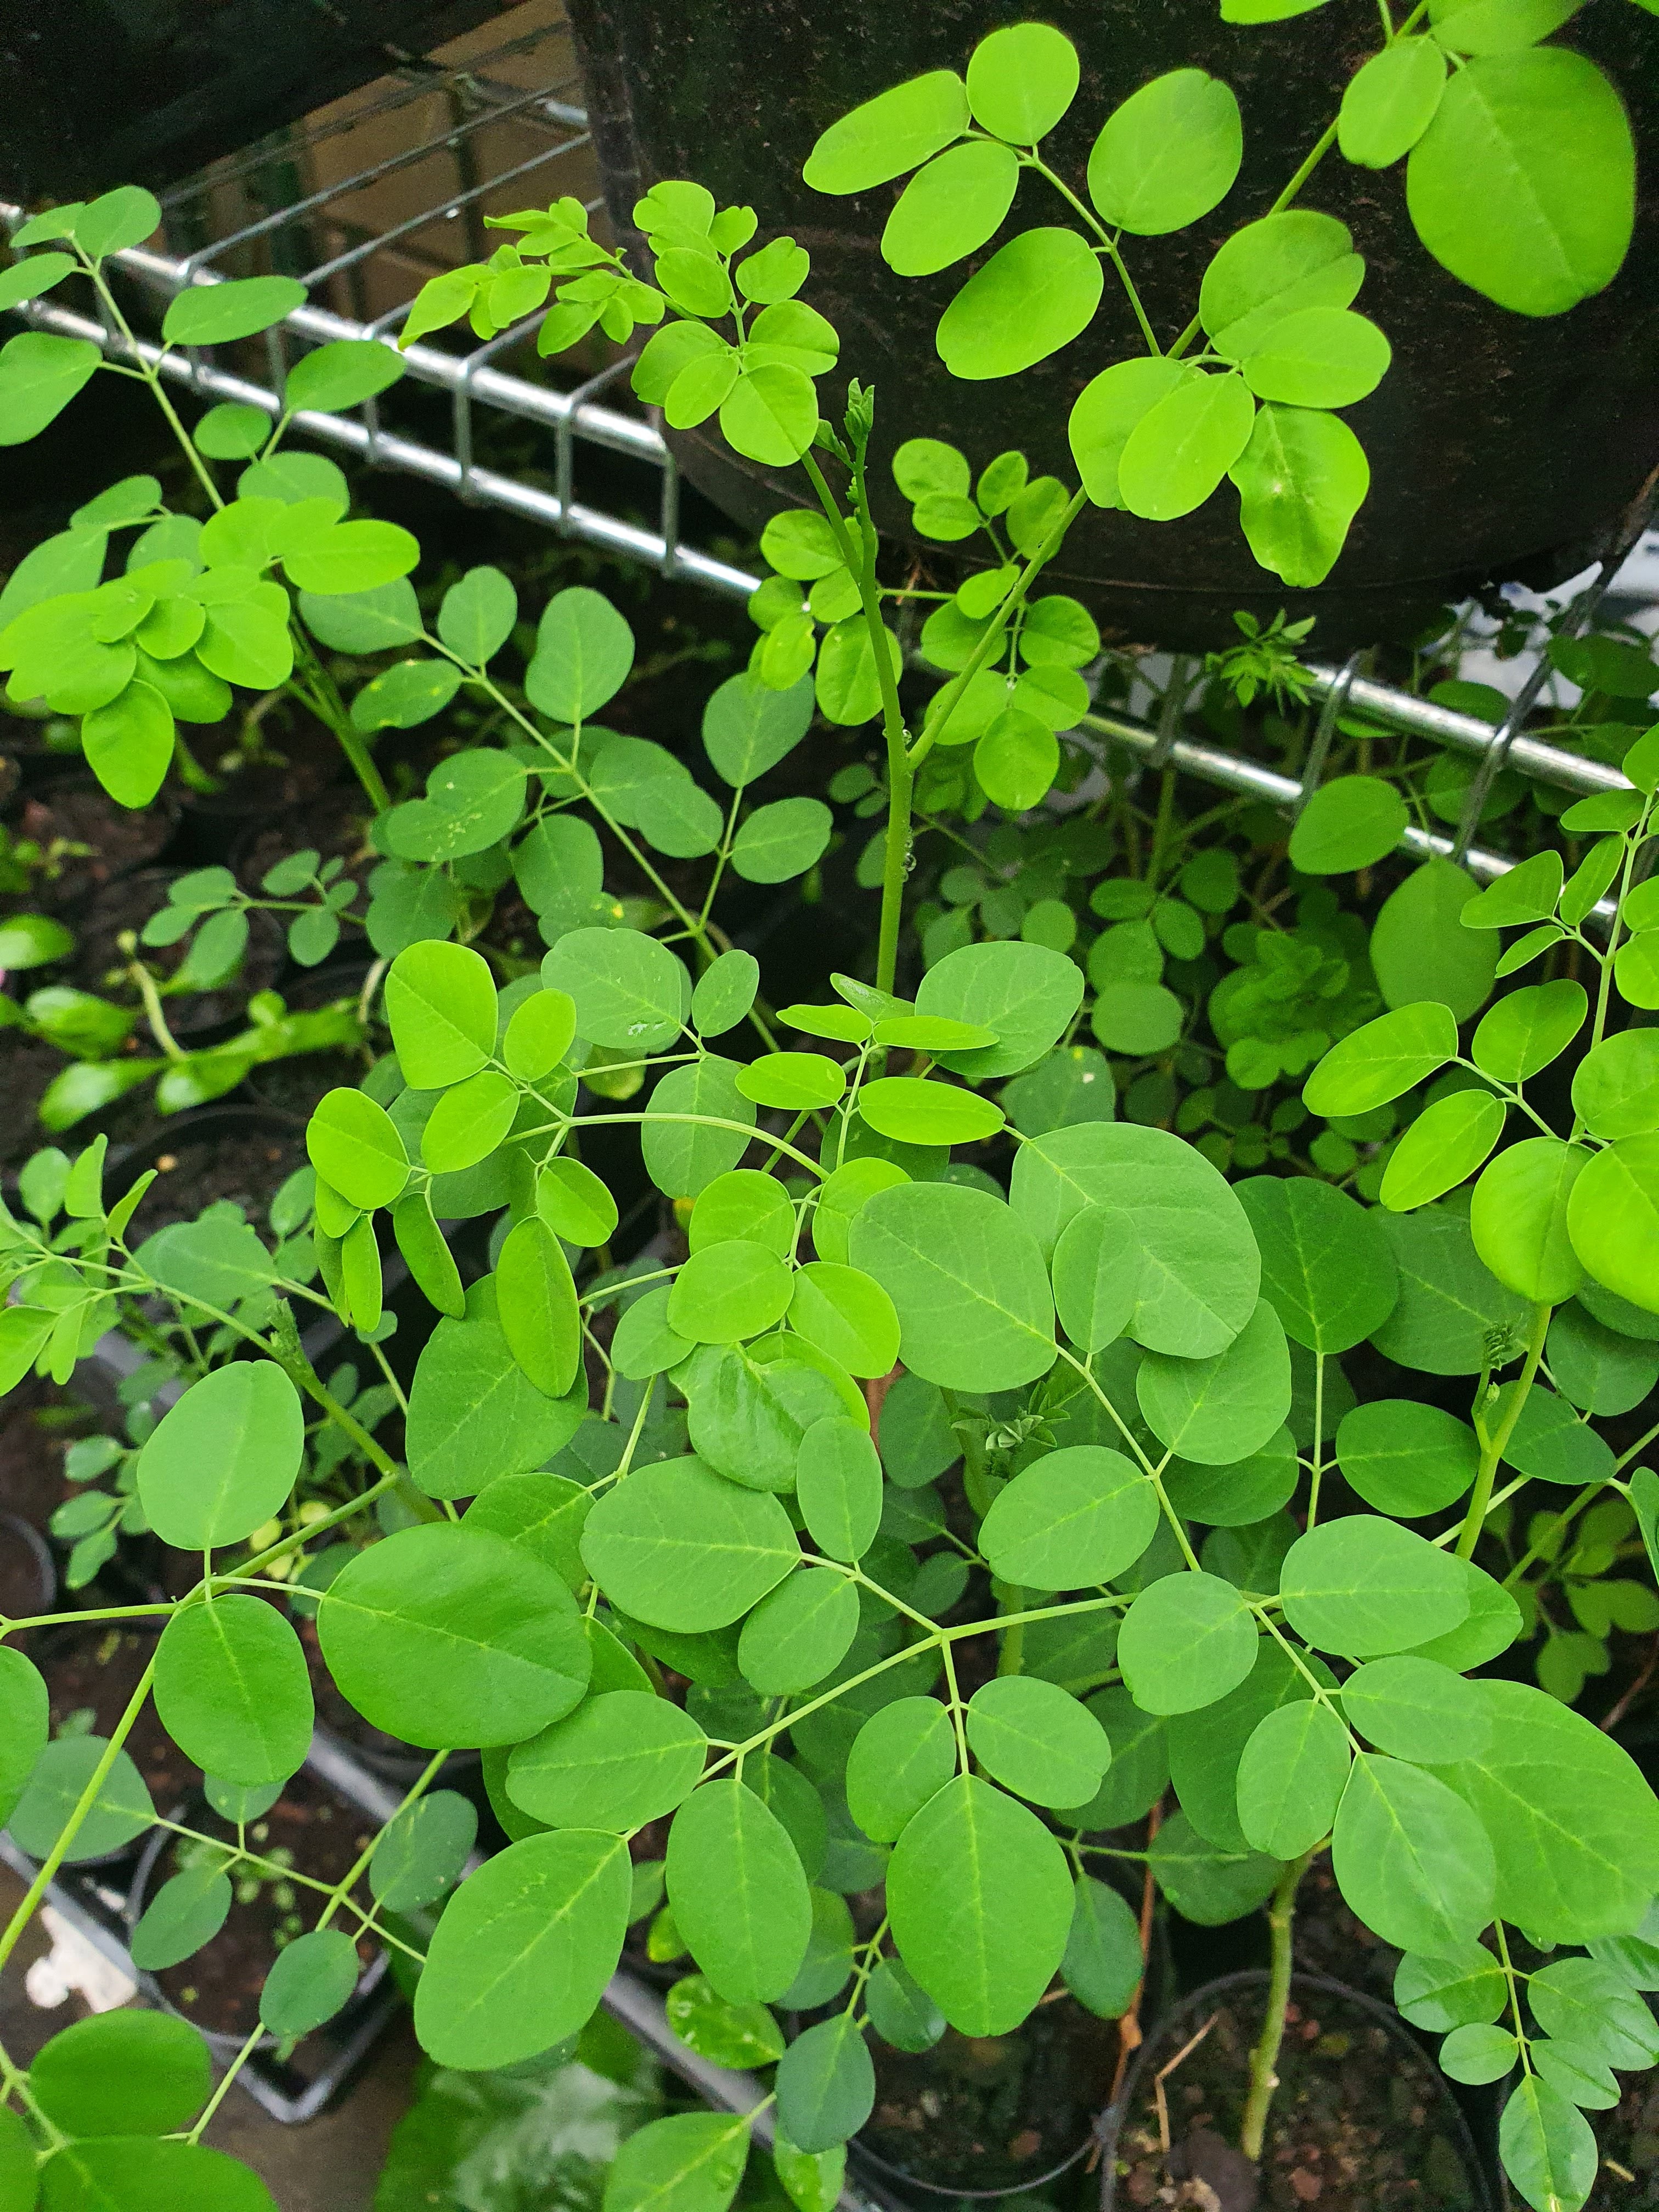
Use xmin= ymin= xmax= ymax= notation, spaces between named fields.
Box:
xmin=569 ymin=0 xmax=1658 ymax=651
xmin=1097 ymin=1968 xmax=1500 ymax=2212
xmin=126 ymin=1782 xmax=398 ymax=2123
xmin=0 ymin=0 xmax=514 ymax=200
xmin=0 ymin=1510 xmax=56 ymax=1628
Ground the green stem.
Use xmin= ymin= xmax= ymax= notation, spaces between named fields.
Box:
xmin=1026 ymin=159 xmax=1161 ymax=356
xmin=0 ymin=1657 xmax=156 ymax=1980
xmin=1240 ymin=1852 xmax=1312 ymax=2163
xmin=1457 ymin=1304 xmax=1551 ymax=1560
xmin=83 ymin=259 xmax=225 ymax=511
xmin=910 ymin=489 xmax=1089 ymax=769
xmin=288 ymin=634 xmax=391 ymax=814
xmin=801 ymin=448 xmax=914 ymax=997
xmin=126 ymin=960 xmax=186 ymax=1061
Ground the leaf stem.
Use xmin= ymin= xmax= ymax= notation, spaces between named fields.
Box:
xmin=1455 ymin=1303 xmax=1551 ymax=1560
xmin=1240 ymin=1851 xmax=1313 ymax=2163
xmin=1025 ymin=159 xmax=1161 ymax=357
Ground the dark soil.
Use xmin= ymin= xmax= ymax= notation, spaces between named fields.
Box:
xmin=140 ymin=1768 xmax=379 ymax=2041
xmin=116 ymin=1118 xmax=311 ymax=1242
xmin=3 ymin=781 xmax=178 ymax=912
xmin=70 ymin=871 xmax=285 ymax=1036
xmin=39 ymin=1625 xmax=196 ymax=1833
xmin=1589 ymin=2076 xmax=1659 ymax=2208
xmin=0 ymin=1514 xmax=54 ymax=1621
xmin=1108 ymin=1980 xmax=1480 ymax=2211
xmin=0 ymin=1035 xmax=78 ymax=1165
xmin=860 ymin=1994 xmax=1114 ymax=2196
xmin=235 ymin=791 xmax=380 ymax=909
xmin=174 ymin=714 xmax=341 ymax=834
xmin=0 ymin=1381 xmax=88 ymax=1537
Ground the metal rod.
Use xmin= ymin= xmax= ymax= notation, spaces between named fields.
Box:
xmin=1304 ymin=664 xmax=1631 ymax=798
xmin=1079 ymin=706 xmax=1619 ymax=932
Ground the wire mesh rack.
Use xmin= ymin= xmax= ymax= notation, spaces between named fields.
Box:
xmin=1 ymin=0 xmax=1654 ymax=909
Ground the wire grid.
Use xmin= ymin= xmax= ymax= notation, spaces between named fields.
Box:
xmin=0 ymin=0 xmax=1647 ymax=897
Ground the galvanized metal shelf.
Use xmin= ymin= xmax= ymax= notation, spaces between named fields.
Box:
xmin=1 ymin=0 xmax=1649 ymax=874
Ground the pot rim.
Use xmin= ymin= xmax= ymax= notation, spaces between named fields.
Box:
xmin=1095 ymin=1965 xmax=1501 ymax=2212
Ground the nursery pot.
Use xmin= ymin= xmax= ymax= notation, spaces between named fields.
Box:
xmin=850 ymin=1990 xmax=1125 ymax=2203
xmin=126 ymin=1778 xmax=388 ymax=2062
xmin=1097 ymin=1968 xmax=1499 ymax=2212
xmin=568 ymin=0 xmax=1659 ymax=651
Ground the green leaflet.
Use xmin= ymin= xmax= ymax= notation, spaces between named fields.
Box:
xmin=666 ymin=1780 xmax=812 ymax=2004
xmin=580 ymin=1457 xmax=799 ymax=1632
xmin=415 ymin=1831 xmax=631 ymax=2069
xmin=886 ymin=1775 xmax=1073 ymax=2035
xmin=153 ymin=1596 xmax=312 ymax=1786
xmin=1331 ymin=1753 xmax=1496 ymax=1954
xmin=848 ymin=1181 xmax=1057 ymax=1392
xmin=136 ymin=1361 xmax=303 ymax=1550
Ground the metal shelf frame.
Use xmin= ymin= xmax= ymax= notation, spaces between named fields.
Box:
xmin=1 ymin=9 xmax=1646 ymax=885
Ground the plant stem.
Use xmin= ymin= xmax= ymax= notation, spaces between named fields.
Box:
xmin=1240 ymin=1850 xmax=1313 ymax=2163
xmin=289 ymin=633 xmax=391 ymax=814
xmin=1026 ymin=159 xmax=1161 ymax=356
xmin=1457 ymin=1304 xmax=1551 ymax=1560
xmin=126 ymin=958 xmax=187 ymax=1060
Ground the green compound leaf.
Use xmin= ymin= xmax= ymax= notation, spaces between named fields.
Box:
xmin=796 ymin=1418 xmax=882 ymax=1561
xmin=1062 ymin=1875 xmax=1143 ymax=2019
xmin=1572 ymin=1030 xmax=1659 ymax=1142
xmin=1234 ymin=1175 xmax=1398 ymax=1355
xmin=1087 ymin=70 xmax=1242 ymax=236
xmin=1444 ymin=1681 xmax=1659 ymax=1944
xmin=980 ymin=1446 xmax=1158 ymax=1590
xmin=738 ymin=1568 xmax=860 ymax=1694
xmin=415 ymin=1830 xmax=630 ymax=2069
xmin=1280 ymin=1517 xmax=1469 ymax=1656
xmin=1118 ymin=371 xmax=1256 ymax=523
xmin=259 ymin=1927 xmax=360 ymax=2038
xmin=887 ymin=1775 xmax=1073 ymax=2035
xmin=1393 ymin=1940 xmax=1506 ymax=2032
xmin=691 ymin=951 xmax=761 ymax=1040
xmin=384 ymin=939 xmax=496 ymax=1089
xmin=580 ymin=1455 xmax=799 ymax=1632
xmin=1470 ymin=1136 xmax=1585 ymax=1304
xmin=306 ymin=1086 xmax=408 ymax=1211
xmin=668 ymin=1242 xmax=794 ymax=1344
xmin=1437 ymin=2023 xmax=1517 ymax=2086
xmin=136 ymin=1360 xmax=303 ymax=1550
xmin=936 ymin=228 xmax=1104 ymax=381
xmin=964 ymin=1677 xmax=1110 ymax=1809
xmin=527 ymin=586 xmax=635 ymax=722
xmin=407 ymin=1295 xmax=585 ymax=1497
xmin=1058 ymin=1158 xmax=1261 ymax=1359
xmin=1334 ymin=1399 xmax=1479 ymax=1517
xmin=508 ymin=1691 xmax=708 ymax=1830
xmin=1375 ymin=859 xmax=1499 ymax=1020
xmin=1406 ymin=49 xmax=1634 ymax=315
xmin=1341 ymin=1657 xmax=1492 ymax=1764
xmin=1068 ymin=358 xmax=1189 ymax=509
xmin=1331 ymin=1753 xmax=1496 ymax=1954
xmin=129 ymin=1863 xmax=233 ymax=1973
xmin=1199 ymin=210 xmax=1363 ymax=361
xmin=538 ymin=1158 xmax=619 ymax=1248
xmin=30 ymin=2008 xmax=210 ymax=2137
xmin=857 ymin=1076 xmax=1003 ymax=1148
xmin=1136 ymin=1300 xmax=1291 ymax=1466
xmin=1379 ymin=1090 xmax=1507 ymax=1212
xmin=8 ymin=1735 xmax=154 ymax=1863
xmin=543 ymin=927 xmax=688 ymax=1053
xmin=1241 ymin=307 xmax=1390 ymax=408
xmin=720 ymin=365 xmax=820 ymax=467
xmin=1371 ymin=1207 xmax=1530 ymax=1376
xmin=1338 ymin=38 xmax=1448 ymax=167
xmin=667 ymin=1780 xmax=812 ymax=2003
xmin=788 ymin=1264 xmax=899 ymax=1380
xmin=1146 ymin=1805 xmax=1279 ymax=1925
xmin=318 ymin=1522 xmax=590 ymax=1749
xmin=775 ymin=2014 xmax=875 ymax=2153
xmin=1288 ymin=775 xmax=1407 ymax=874
xmin=420 ymin=1068 xmax=519 ymax=1174
xmin=0 ymin=1647 xmax=47 ymax=1832
xmin=668 ymin=1975 xmax=786 ymax=2070
xmin=845 ymin=1699 xmax=956 ymax=1843
xmin=849 ymin=1181 xmax=1056 ymax=1392
xmin=496 ymin=1217 xmax=583 ymax=1398
xmin=31 ymin=2138 xmax=277 ymax=2210
xmin=1567 ymin=1134 xmax=1659 ymax=1316
xmin=731 ymin=797 xmax=833 ymax=884
xmin=1499 ymin=2078 xmax=1598 ymax=2212
xmin=1229 ymin=403 xmax=1371 ymax=588
xmin=975 ymin=707 xmax=1059 ymax=813
xmin=644 ymin=1056 xmax=757 ymax=1201
xmin=369 ymin=1791 xmax=478 ymax=1911
xmin=864 ymin=1959 xmax=946 ymax=2055
xmin=916 ymin=939 xmax=1084 ymax=1081
xmin=804 ymin=71 xmax=969 ymax=194
xmin=1303 ymin=1001 xmax=1458 ymax=1116
xmin=162 ymin=275 xmax=307 ymax=346
xmin=703 ymin=671 xmax=814 ymax=786
xmin=882 ymin=140 xmax=1020 ymax=278
xmin=1235 ymin=1697 xmax=1351 ymax=1858
xmin=965 ymin=20 xmax=1080 ymax=141
xmin=1471 ymin=979 xmax=1587 ymax=1085
xmin=153 ymin=1596 xmax=312 ymax=1787
xmin=1117 ymin=1573 xmax=1258 ymax=1716
xmin=604 ymin=2111 xmax=752 ymax=2212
